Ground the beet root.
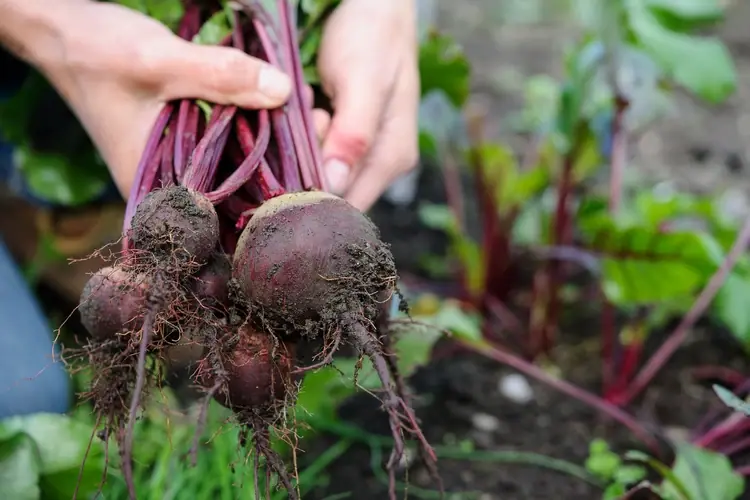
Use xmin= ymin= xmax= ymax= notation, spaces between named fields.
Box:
xmin=233 ymin=191 xmax=394 ymax=336
xmin=189 ymin=252 xmax=232 ymax=309
xmin=212 ymin=326 xmax=295 ymax=412
xmin=232 ymin=191 xmax=438 ymax=490
xmin=193 ymin=325 xmax=299 ymax=500
xmin=79 ymin=266 xmax=149 ymax=340
xmin=129 ymin=185 xmax=219 ymax=263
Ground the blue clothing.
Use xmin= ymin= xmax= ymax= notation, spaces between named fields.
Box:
xmin=0 ymin=235 xmax=71 ymax=418
xmin=0 ymin=51 xmax=76 ymax=419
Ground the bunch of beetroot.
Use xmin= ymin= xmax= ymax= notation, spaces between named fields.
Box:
xmin=73 ymin=1 xmax=439 ymax=499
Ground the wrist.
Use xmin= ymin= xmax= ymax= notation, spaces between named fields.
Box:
xmin=0 ymin=0 xmax=90 ymax=70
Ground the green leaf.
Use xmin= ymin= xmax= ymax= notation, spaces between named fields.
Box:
xmin=0 ymin=433 xmax=41 ymax=500
xmin=585 ymin=447 xmax=621 ymax=480
xmin=663 ymin=442 xmax=744 ymax=500
xmin=475 ymin=143 xmax=549 ymax=211
xmin=144 ymin=0 xmax=184 ymax=30
xmin=625 ymin=450 xmax=692 ymax=499
xmin=646 ymin=0 xmax=723 ymax=25
xmin=627 ymin=1 xmax=736 ymax=103
xmin=582 ymin=219 xmax=723 ymax=305
xmin=418 ymin=90 xmax=463 ymax=161
xmin=714 ymin=271 xmax=750 ymax=346
xmin=192 ymin=10 xmax=232 ymax=45
xmin=296 ymin=366 xmax=356 ymax=421
xmin=419 ymin=31 xmax=471 ymax=108
xmin=0 ymin=73 xmax=48 ymax=145
xmin=16 ymin=147 xmax=110 ymax=206
xmin=713 ymin=385 xmax=750 ymax=416
xmin=413 ymin=300 xmax=483 ymax=342
xmin=0 ymin=413 xmax=103 ymax=476
xmin=299 ymin=26 xmax=323 ymax=66
xmin=112 ymin=0 xmax=184 ymax=29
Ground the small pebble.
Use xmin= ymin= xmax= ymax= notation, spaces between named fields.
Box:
xmin=498 ymin=373 xmax=534 ymax=404
xmin=471 ymin=412 xmax=501 ymax=433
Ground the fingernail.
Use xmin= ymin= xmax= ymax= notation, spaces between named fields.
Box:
xmin=258 ymin=65 xmax=291 ymax=101
xmin=325 ymin=159 xmax=351 ymax=194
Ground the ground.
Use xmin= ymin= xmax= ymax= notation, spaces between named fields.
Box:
xmin=308 ymin=1 xmax=750 ymax=497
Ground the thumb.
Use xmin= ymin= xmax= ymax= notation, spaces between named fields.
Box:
xmin=321 ymin=73 xmax=389 ymax=194
xmin=157 ymin=40 xmax=292 ymax=108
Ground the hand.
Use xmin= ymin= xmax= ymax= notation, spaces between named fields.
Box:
xmin=316 ymin=0 xmax=420 ymax=211
xmin=21 ymin=1 xmax=295 ymax=196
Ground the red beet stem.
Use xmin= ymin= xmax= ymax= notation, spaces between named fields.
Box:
xmin=270 ymin=108 xmax=304 ymax=190
xmin=277 ymin=0 xmax=326 ymax=189
xmin=174 ymin=101 xmax=200 ymax=181
xmin=207 ymin=110 xmax=272 ymax=203
xmin=182 ymin=105 xmax=237 ymax=192
xmin=124 ymin=104 xmax=173 ymax=234
xmin=160 ymin=129 xmax=175 ymax=187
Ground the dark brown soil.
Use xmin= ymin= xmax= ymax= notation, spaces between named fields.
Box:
xmin=302 ymin=159 xmax=750 ymax=499
xmin=303 ymin=320 xmax=749 ymax=499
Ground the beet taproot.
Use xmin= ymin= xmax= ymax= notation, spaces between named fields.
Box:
xmin=232 ymin=191 xmax=437 ymax=483
xmin=211 ymin=325 xmax=295 ymax=412
xmin=79 ymin=266 xmax=149 ymax=340
xmin=130 ymin=185 xmax=219 ymax=263
xmin=233 ymin=191 xmax=395 ymax=336
xmin=190 ymin=251 xmax=232 ymax=308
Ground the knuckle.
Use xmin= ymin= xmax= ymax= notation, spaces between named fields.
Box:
xmin=395 ymin=141 xmax=419 ymax=173
xmin=334 ymin=131 xmax=373 ymax=162
xmin=208 ymin=50 xmax=250 ymax=93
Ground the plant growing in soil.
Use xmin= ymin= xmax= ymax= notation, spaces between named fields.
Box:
xmin=409 ymin=0 xmax=750 ymax=478
xmin=66 ymin=1 xmax=438 ymax=498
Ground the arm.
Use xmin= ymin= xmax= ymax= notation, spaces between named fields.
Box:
xmin=0 ymin=0 xmax=80 ymax=69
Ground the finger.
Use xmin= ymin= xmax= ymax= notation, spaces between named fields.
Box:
xmin=320 ymin=71 xmax=390 ymax=195
xmin=156 ymin=40 xmax=292 ymax=108
xmin=344 ymin=74 xmax=419 ymax=211
xmin=304 ymin=84 xmax=314 ymax=110
xmin=312 ymin=109 xmax=331 ymax=142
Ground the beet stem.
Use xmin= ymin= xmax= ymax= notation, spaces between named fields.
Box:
xmin=270 ymin=108 xmax=304 ymax=190
xmin=277 ymin=0 xmax=326 ymax=189
xmin=174 ymin=101 xmax=198 ymax=181
xmin=183 ymin=106 xmax=237 ymax=192
xmin=250 ymin=16 xmax=306 ymax=190
xmin=124 ymin=105 xmax=173 ymax=234
xmin=207 ymin=110 xmax=272 ymax=203
xmin=160 ymin=120 xmax=176 ymax=187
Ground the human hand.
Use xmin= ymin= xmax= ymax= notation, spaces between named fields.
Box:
xmin=21 ymin=1 xmax=296 ymax=197
xmin=315 ymin=0 xmax=420 ymax=211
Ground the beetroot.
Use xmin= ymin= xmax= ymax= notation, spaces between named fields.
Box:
xmin=212 ymin=325 xmax=295 ymax=412
xmin=190 ymin=252 xmax=232 ymax=308
xmin=70 ymin=2 xmax=440 ymax=497
xmin=233 ymin=191 xmax=392 ymax=334
xmin=233 ymin=191 xmax=437 ymax=484
xmin=79 ymin=266 xmax=148 ymax=340
xmin=129 ymin=185 xmax=219 ymax=263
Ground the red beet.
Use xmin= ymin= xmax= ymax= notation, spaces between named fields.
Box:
xmin=79 ymin=266 xmax=149 ymax=340
xmin=190 ymin=252 xmax=232 ymax=308
xmin=233 ymin=191 xmax=393 ymax=335
xmin=129 ymin=185 xmax=219 ymax=263
xmin=212 ymin=325 xmax=295 ymax=412
xmin=232 ymin=191 xmax=437 ymax=482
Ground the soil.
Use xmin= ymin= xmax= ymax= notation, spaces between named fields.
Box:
xmin=304 ymin=2 xmax=750 ymax=497
xmin=305 ymin=318 xmax=749 ymax=499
